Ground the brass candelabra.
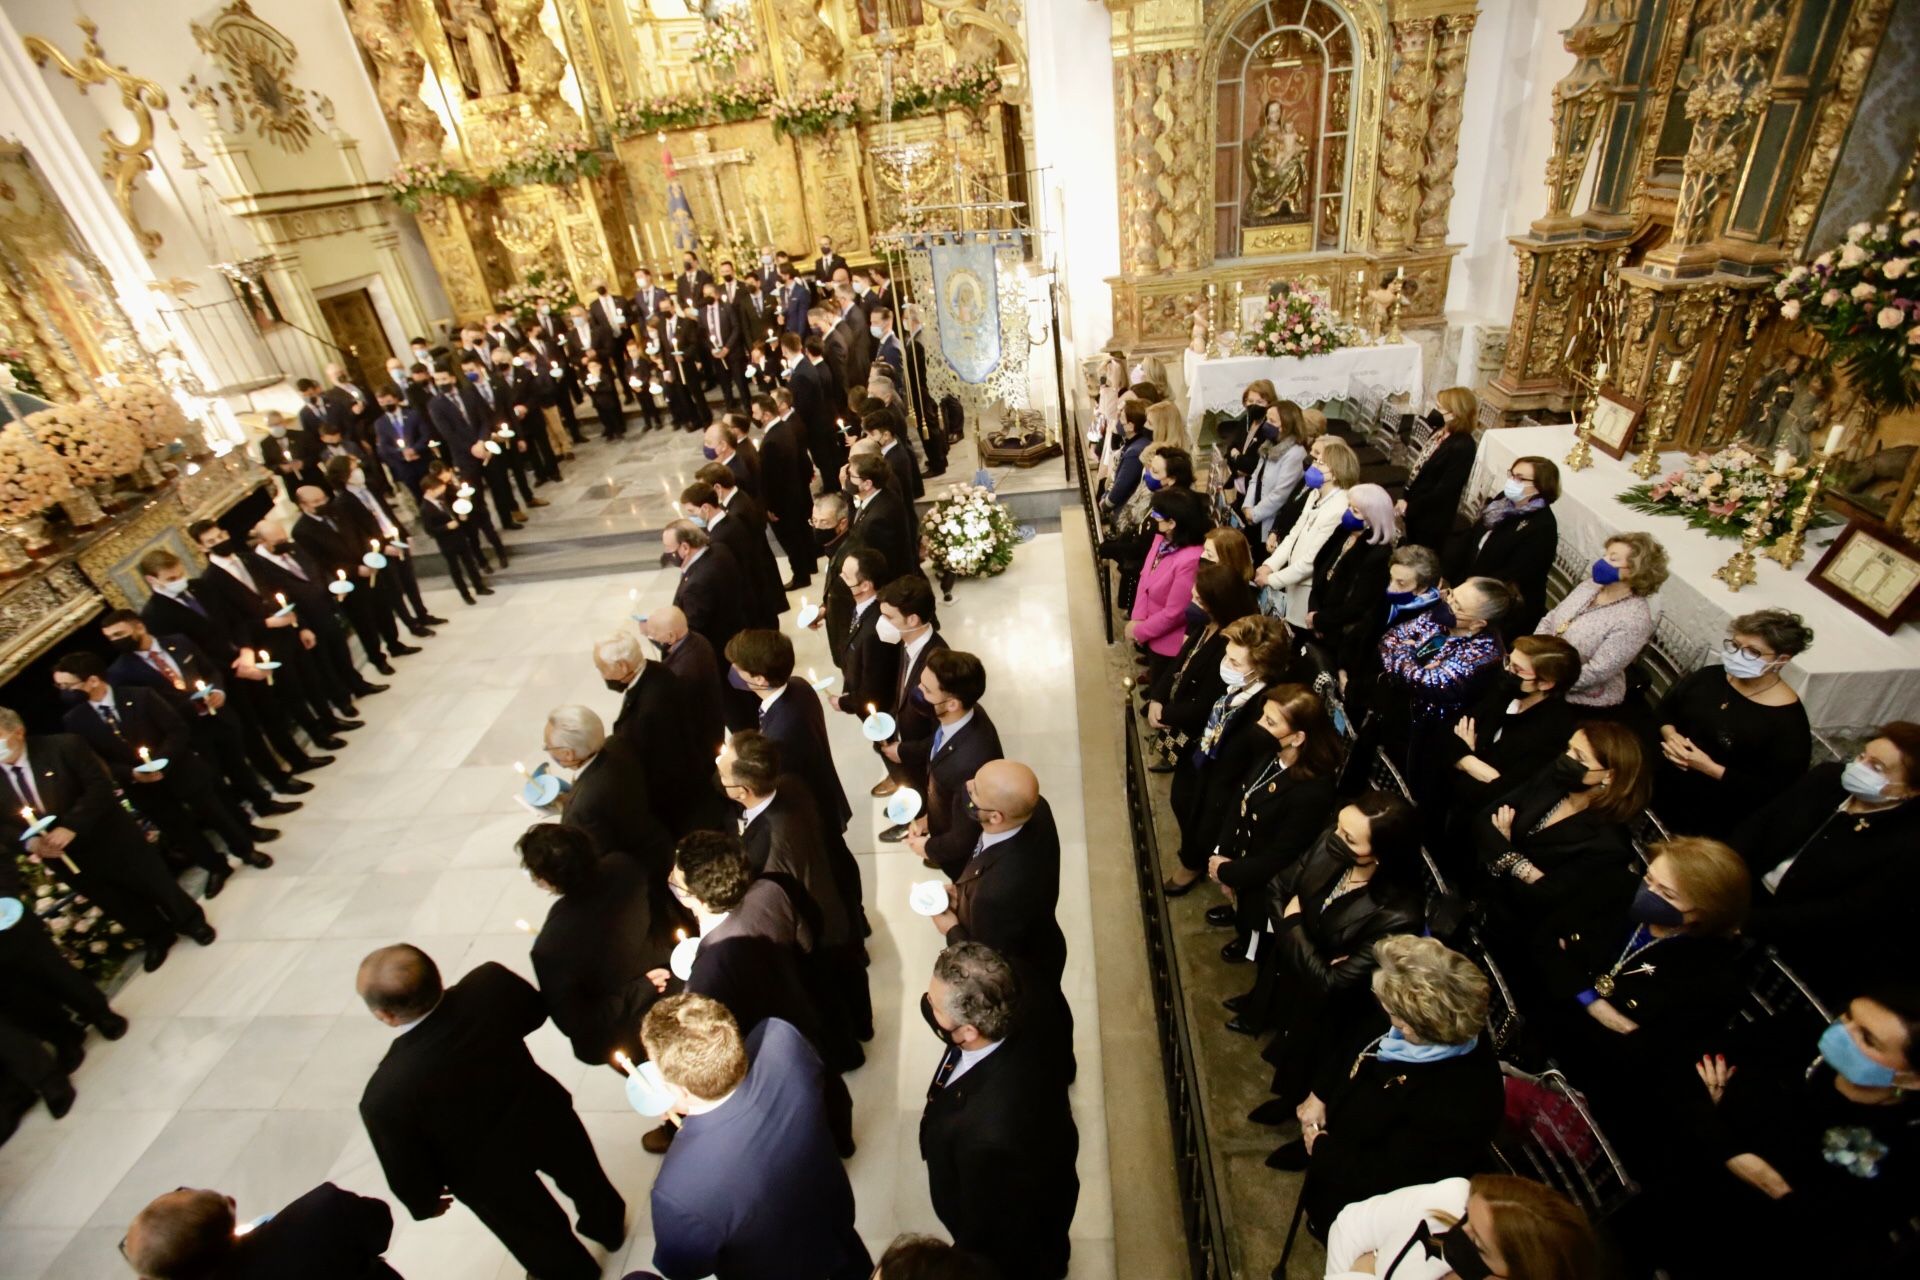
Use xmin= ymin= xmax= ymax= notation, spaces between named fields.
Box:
xmin=1563 ymin=364 xmax=1601 ymax=472
xmin=1766 ymin=449 xmax=1834 ymax=570
xmin=1713 ymin=490 xmax=1775 ymax=592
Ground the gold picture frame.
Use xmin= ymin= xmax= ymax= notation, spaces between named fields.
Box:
xmin=1586 ymin=389 xmax=1642 ymax=461
xmin=1809 ymin=520 xmax=1920 ymax=635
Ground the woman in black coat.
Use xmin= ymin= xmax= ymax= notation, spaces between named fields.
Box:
xmin=1145 ymin=559 xmax=1257 ymax=771
xmin=1397 ymin=387 xmax=1481 ymax=552
xmin=1204 ymin=684 xmax=1342 ymax=958
xmin=1729 ymin=722 xmax=1920 ymax=1002
xmin=1287 ymin=935 xmax=1505 ymax=1236
xmin=1451 ymin=454 xmax=1560 ymax=637
xmin=1470 ymin=720 xmax=1647 ymax=959
xmin=1235 ymin=792 xmax=1425 ymax=1106
xmin=1165 ymin=614 xmax=1298 ymax=894
xmin=1426 ymin=634 xmax=1582 ymax=823
xmin=1305 ymin=481 xmax=1396 ymax=663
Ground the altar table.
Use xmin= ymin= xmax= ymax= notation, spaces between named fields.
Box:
xmin=1470 ymin=424 xmax=1920 ymax=740
xmin=1184 ymin=342 xmax=1425 ymax=426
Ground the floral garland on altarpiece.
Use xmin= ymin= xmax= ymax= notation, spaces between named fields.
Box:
xmin=1239 ymin=281 xmax=1358 ymax=359
xmin=1775 ymin=210 xmax=1920 ymax=411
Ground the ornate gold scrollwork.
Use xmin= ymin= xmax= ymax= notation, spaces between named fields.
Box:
xmin=1373 ymin=17 xmax=1434 ymax=254
xmin=22 ymin=19 xmax=168 ymax=257
xmin=1415 ymin=13 xmax=1475 ymax=250
xmin=1539 ymin=1 xmax=1631 ymax=229
xmin=1779 ymin=0 xmax=1896 ymax=255
xmin=189 ymin=1 xmax=322 ymax=153
xmin=1670 ymin=0 xmax=1787 ymax=249
xmin=345 ymin=0 xmax=447 ymax=164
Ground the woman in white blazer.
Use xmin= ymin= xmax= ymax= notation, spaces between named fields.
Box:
xmin=1255 ymin=435 xmax=1360 ymax=625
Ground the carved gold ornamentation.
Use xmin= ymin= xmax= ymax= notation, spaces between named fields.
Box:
xmin=345 ymin=0 xmax=446 ymax=164
xmin=926 ymin=0 xmax=1026 ymax=70
xmin=1539 ymin=1 xmax=1631 ymax=230
xmin=1415 ymin=13 xmax=1474 ymax=250
xmin=1373 ymin=17 xmax=1435 ymax=254
xmin=1779 ymin=0 xmax=1896 ymax=255
xmin=495 ymin=0 xmax=577 ymax=128
xmin=1669 ymin=1 xmax=1787 ymax=250
xmin=22 ymin=19 xmax=168 ymax=257
xmin=774 ymin=0 xmax=846 ymax=89
xmin=188 ymin=1 xmax=320 ymax=153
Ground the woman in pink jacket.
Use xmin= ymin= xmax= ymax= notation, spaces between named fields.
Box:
xmin=1128 ymin=487 xmax=1212 ymax=682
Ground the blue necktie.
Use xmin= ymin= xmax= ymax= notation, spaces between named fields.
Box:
xmin=932 ymin=725 xmax=946 ymax=757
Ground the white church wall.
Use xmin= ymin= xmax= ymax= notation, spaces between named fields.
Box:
xmin=1023 ymin=0 xmax=1121 ymax=414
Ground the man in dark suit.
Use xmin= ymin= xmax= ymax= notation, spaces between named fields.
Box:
xmin=593 ymin=630 xmax=723 ymax=837
xmin=784 ymin=333 xmax=848 ymax=488
xmin=676 ymin=252 xmax=715 ymax=307
xmin=919 ymin=942 xmax=1079 ymax=1280
xmin=700 ymin=283 xmax=749 ymax=410
xmin=121 ymin=1182 xmax=403 ymax=1280
xmin=729 ymin=260 xmax=777 ymax=357
xmin=628 ymin=270 xmax=669 ymax=342
xmin=812 ymin=238 xmax=850 ymax=291
xmin=258 ymin=412 xmax=308 ymax=500
xmin=682 ymin=478 xmax=783 ymax=628
xmin=933 ymin=761 xmax=1075 ymax=1083
xmin=0 ymin=708 xmax=215 ymax=969
xmin=869 ymin=304 xmax=904 ymax=377
xmin=545 ymin=704 xmax=675 ymax=887
xmin=426 ymin=368 xmax=516 ymax=553
xmin=0 ymin=849 xmax=128 ymax=1076
xmin=372 ymin=385 xmax=431 ymax=498
xmin=51 ymin=655 xmax=270 ymax=897
xmin=753 ymin=391 xmax=818 ymax=589
xmin=663 ymin=521 xmax=749 ymax=663
xmin=637 ymin=994 xmax=870 ymax=1280
xmin=525 ymin=322 xmax=583 ymax=445
xmin=873 ymin=573 xmax=947 ymax=798
xmin=245 ymin=516 xmax=391 ymax=712
xmin=872 ymin=415 xmax=926 ymax=502
xmin=357 ymin=945 xmax=625 ymax=1280
xmin=488 ymin=347 xmax=553 ymax=501
xmin=324 ymin=362 xmax=384 ymax=484
xmin=829 ymin=543 xmax=896 ymax=722
xmin=723 ymin=731 xmax=869 ymax=1047
xmin=644 ymin=607 xmax=725 ymax=763
xmin=668 ymin=835 xmax=856 ymax=1157
xmin=900 ymin=303 xmax=947 ymax=475
xmin=848 ymin=453 xmax=918 ymax=587
xmin=823 ymin=292 xmax=873 ymax=412
xmin=293 ymin=485 xmax=410 ymax=676
xmin=137 ymin=550 xmax=333 ymax=788
xmin=294 ymin=379 xmax=345 ymax=488
xmin=101 ymin=609 xmax=302 ymax=816
xmin=323 ymin=457 xmax=443 ymax=639
xmin=778 ymin=265 xmax=812 ymax=336
xmin=896 ymin=650 xmax=1002 ymax=868
xmin=673 ymin=300 xmax=715 ymax=427
xmin=466 ymin=352 xmax=530 ymax=525
xmin=587 ymin=282 xmax=633 ymax=396
xmin=520 ymin=823 xmax=677 ymax=1068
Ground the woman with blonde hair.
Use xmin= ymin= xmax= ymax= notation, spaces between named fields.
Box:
xmin=1284 ymin=934 xmax=1503 ymax=1234
xmin=1397 ymin=386 xmax=1481 ymax=551
xmin=1255 ymin=435 xmax=1360 ymax=624
xmin=1325 ymin=1172 xmax=1595 ymax=1280
xmin=1241 ymin=400 xmax=1311 ymax=544
xmin=1144 ymin=398 xmax=1190 ymax=457
xmin=1535 ymin=530 xmax=1669 ymax=709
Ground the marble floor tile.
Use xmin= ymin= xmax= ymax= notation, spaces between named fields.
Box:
xmin=0 ymin=1226 xmax=76 ymax=1280
xmin=0 ymin=1109 xmax=173 ymax=1228
xmin=182 ymin=1015 xmax=336 ymax=1111
xmin=84 ymin=1108 xmax=270 ymax=1228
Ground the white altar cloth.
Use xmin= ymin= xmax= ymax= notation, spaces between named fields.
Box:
xmin=1470 ymin=424 xmax=1920 ymax=738
xmin=1184 ymin=342 xmax=1425 ymax=425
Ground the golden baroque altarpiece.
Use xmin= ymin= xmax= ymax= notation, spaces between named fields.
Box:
xmin=1104 ymin=0 xmax=1480 ymax=352
xmin=344 ymin=0 xmax=1036 ymax=321
xmin=1485 ymin=0 xmax=1903 ymax=487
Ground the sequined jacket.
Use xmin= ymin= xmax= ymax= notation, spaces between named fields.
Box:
xmin=1376 ymin=613 xmax=1504 ymax=723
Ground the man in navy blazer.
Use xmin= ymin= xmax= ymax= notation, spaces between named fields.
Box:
xmin=631 ymin=995 xmax=871 ymax=1280
xmin=372 ymin=385 xmax=431 ymax=497
xmin=899 ymin=650 xmax=1003 ymax=871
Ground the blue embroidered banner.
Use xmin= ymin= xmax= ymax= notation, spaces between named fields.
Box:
xmin=929 ymin=240 xmax=1000 ymax=385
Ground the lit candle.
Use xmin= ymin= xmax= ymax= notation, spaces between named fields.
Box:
xmin=195 ymin=679 xmax=215 ymax=715
xmin=274 ymin=592 xmax=287 ymax=610
xmin=514 ymin=760 xmax=527 ymax=777
xmin=1773 ymin=449 xmax=1793 ymax=477
xmin=1667 ymin=358 xmax=1684 ymax=385
xmin=613 ymin=1049 xmax=637 ymax=1077
xmin=1596 ymin=361 xmax=1608 ymax=382
xmin=258 ymin=650 xmax=272 ymax=685
xmin=20 ymin=804 xmax=34 ymax=825
xmin=1824 ymin=422 xmax=1847 ymax=456
xmin=138 ymin=746 xmax=151 ymax=764
xmin=514 ymin=918 xmax=531 ymax=933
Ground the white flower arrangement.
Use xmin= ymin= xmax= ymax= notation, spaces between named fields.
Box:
xmin=99 ymin=379 xmax=189 ymax=450
xmin=24 ymin=402 xmax=143 ymax=485
xmin=0 ymin=421 xmax=69 ymax=524
xmin=921 ymin=484 xmax=1018 ymax=579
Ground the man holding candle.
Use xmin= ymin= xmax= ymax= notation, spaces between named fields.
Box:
xmin=545 ymin=705 xmax=675 ymax=887
xmin=322 ymin=457 xmax=445 ymax=640
xmin=51 ymin=654 xmax=272 ymax=899
xmin=663 ymin=520 xmax=750 ymax=671
xmin=0 ymin=707 xmax=215 ymax=971
xmin=642 ymin=607 xmax=726 ymax=762
xmin=871 ymin=574 xmax=948 ymax=801
xmin=755 ymin=390 xmax=820 ymax=591
xmin=594 ymin=630 xmax=722 ymax=837
xmin=785 ymin=332 xmax=848 ymax=489
xmin=357 ymin=944 xmax=626 ymax=1280
xmin=292 ymin=486 xmax=420 ymax=678
xmin=246 ymin=517 xmax=393 ymax=714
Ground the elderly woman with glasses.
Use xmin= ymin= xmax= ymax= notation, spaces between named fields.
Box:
xmin=1653 ymin=608 xmax=1813 ymax=842
xmin=1283 ymin=935 xmax=1504 ymax=1239
xmin=1376 ymin=576 xmax=1515 ymax=781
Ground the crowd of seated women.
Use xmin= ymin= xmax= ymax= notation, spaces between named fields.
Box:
xmin=1091 ymin=375 xmax=1920 ymax=1277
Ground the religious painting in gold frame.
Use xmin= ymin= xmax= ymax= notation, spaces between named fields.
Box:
xmin=0 ymin=144 xmax=129 ymax=389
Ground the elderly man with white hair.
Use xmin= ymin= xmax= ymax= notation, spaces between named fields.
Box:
xmin=641 ymin=607 xmax=726 ymax=760
xmin=543 ymin=703 xmax=673 ymax=887
xmin=592 ymin=630 xmax=722 ymax=835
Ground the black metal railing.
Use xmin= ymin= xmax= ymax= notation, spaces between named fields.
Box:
xmin=1121 ymin=701 xmax=1235 ymax=1279
xmin=1075 ymin=425 xmax=1114 ymax=643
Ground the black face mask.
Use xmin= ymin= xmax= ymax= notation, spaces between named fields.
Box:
xmin=205 ymin=537 xmax=236 ymax=558
xmin=962 ymin=794 xmax=983 ymax=824
xmin=268 ymin=540 xmax=294 ymax=555
xmin=1430 ymin=598 xmax=1458 ymax=629
xmin=919 ymin=992 xmax=955 ymax=1046
xmin=1437 ymin=1222 xmax=1494 ymax=1280
xmin=108 ymin=635 xmax=140 ymax=654
xmin=57 ymin=688 xmax=87 ymax=707
xmin=812 ymin=525 xmax=840 ymax=550
xmin=1325 ymin=832 xmax=1359 ymax=866
xmin=602 ymin=677 xmax=628 ymax=695
xmin=1550 ymin=753 xmax=1593 ymax=791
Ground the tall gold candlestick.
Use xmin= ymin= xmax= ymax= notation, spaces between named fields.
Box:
xmin=1713 ymin=491 xmax=1774 ymax=592
xmin=1765 ymin=453 xmax=1831 ymax=569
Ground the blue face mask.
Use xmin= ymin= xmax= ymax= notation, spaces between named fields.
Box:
xmin=684 ymin=513 xmax=708 ymax=529
xmin=727 ymin=667 xmax=754 ymax=693
xmin=1819 ymin=1020 xmax=1898 ymax=1088
xmin=1840 ymin=758 xmax=1891 ymax=800
xmin=1143 ymin=473 xmax=1163 ymax=492
xmin=1184 ymin=601 xmax=1207 ymax=627
xmin=1339 ymin=510 xmax=1365 ymax=532
xmin=1628 ymin=884 xmax=1686 ymax=927
xmin=466 ymin=371 xmax=480 ymax=383
xmin=702 ymin=446 xmax=719 ymax=461
xmin=1384 ymin=589 xmax=1416 ymax=605
xmin=1303 ymin=465 xmax=1326 ymax=490
xmin=1376 ymin=1027 xmax=1479 ymax=1064
xmin=1429 ymin=598 xmax=1457 ymax=630
xmin=1502 ymin=478 xmax=1530 ymax=503
xmin=1591 ymin=558 xmax=1621 ymax=586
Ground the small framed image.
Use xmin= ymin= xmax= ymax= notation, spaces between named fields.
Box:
xmin=1809 ymin=519 xmax=1920 ymax=635
xmin=1585 ymin=389 xmax=1642 ymax=461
